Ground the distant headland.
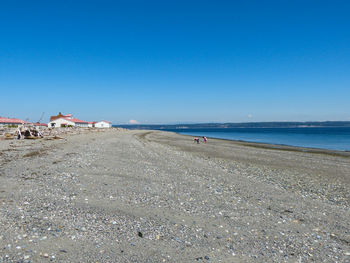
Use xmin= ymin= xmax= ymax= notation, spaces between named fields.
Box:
xmin=115 ymin=121 xmax=350 ymax=130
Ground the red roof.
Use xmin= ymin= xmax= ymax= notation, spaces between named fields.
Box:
xmin=50 ymin=113 xmax=65 ymax=121
xmin=31 ymin=122 xmax=48 ymax=127
xmin=88 ymin=121 xmax=96 ymax=124
xmin=50 ymin=113 xmax=73 ymax=121
xmin=69 ymin=118 xmax=88 ymax=123
xmin=50 ymin=117 xmax=88 ymax=124
xmin=0 ymin=117 xmax=28 ymax=124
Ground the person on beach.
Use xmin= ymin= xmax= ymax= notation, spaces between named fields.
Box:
xmin=194 ymin=137 xmax=200 ymax=144
xmin=203 ymin=136 xmax=208 ymax=143
xmin=16 ymin=128 xmax=22 ymax=140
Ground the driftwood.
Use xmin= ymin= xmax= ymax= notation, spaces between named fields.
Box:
xmin=1 ymin=125 xmax=116 ymax=141
xmin=53 ymin=135 xmax=65 ymax=140
xmin=25 ymin=136 xmax=41 ymax=140
xmin=4 ymin=133 xmax=14 ymax=140
xmin=45 ymin=135 xmax=65 ymax=140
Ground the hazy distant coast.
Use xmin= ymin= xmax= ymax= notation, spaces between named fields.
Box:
xmin=116 ymin=121 xmax=350 ymax=130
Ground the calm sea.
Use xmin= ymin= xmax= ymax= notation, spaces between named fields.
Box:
xmin=163 ymin=127 xmax=350 ymax=151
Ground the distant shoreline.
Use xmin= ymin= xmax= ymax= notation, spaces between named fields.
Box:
xmin=162 ymin=130 xmax=350 ymax=157
xmin=115 ymin=125 xmax=350 ymax=153
xmin=162 ymin=125 xmax=350 ymax=129
xmin=191 ymin=133 xmax=350 ymax=156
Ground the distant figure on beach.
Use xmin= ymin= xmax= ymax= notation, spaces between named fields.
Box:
xmin=203 ymin=136 xmax=208 ymax=143
xmin=194 ymin=137 xmax=200 ymax=144
xmin=16 ymin=128 xmax=22 ymax=140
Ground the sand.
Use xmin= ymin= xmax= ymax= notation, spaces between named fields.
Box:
xmin=0 ymin=129 xmax=349 ymax=262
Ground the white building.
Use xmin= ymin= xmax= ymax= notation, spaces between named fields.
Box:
xmin=48 ymin=112 xmax=90 ymax=128
xmin=48 ymin=113 xmax=109 ymax=128
xmin=48 ymin=117 xmax=75 ymax=128
xmin=0 ymin=117 xmax=28 ymax=127
xmin=73 ymin=118 xmax=89 ymax=128
xmin=94 ymin=121 xmax=112 ymax=128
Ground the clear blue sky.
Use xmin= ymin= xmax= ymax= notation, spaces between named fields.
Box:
xmin=1 ymin=0 xmax=349 ymax=124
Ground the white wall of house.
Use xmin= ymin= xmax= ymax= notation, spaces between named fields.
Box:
xmin=95 ymin=121 xmax=111 ymax=128
xmin=48 ymin=118 xmax=75 ymax=128
xmin=32 ymin=125 xmax=47 ymax=129
xmin=75 ymin=122 xmax=89 ymax=128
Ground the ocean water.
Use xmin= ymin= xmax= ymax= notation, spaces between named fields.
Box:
xmin=164 ymin=127 xmax=350 ymax=151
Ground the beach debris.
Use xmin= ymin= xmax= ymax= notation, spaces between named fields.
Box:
xmin=4 ymin=133 xmax=13 ymax=139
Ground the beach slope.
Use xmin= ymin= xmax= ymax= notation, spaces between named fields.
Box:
xmin=0 ymin=130 xmax=349 ymax=262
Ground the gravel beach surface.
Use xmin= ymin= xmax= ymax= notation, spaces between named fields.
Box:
xmin=0 ymin=129 xmax=349 ymax=262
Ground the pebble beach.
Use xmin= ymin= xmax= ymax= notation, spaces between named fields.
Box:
xmin=0 ymin=129 xmax=349 ymax=262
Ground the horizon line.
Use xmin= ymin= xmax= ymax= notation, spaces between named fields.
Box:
xmin=115 ymin=120 xmax=350 ymax=126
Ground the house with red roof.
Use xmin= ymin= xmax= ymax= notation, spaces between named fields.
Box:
xmin=48 ymin=113 xmax=89 ymax=128
xmin=0 ymin=117 xmax=28 ymax=127
xmin=48 ymin=113 xmax=111 ymax=128
xmin=31 ymin=122 xmax=48 ymax=128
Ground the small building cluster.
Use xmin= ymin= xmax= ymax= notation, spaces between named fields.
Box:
xmin=1 ymin=113 xmax=113 ymax=141
xmin=0 ymin=117 xmax=47 ymax=128
xmin=48 ymin=113 xmax=111 ymax=128
xmin=0 ymin=117 xmax=28 ymax=126
xmin=0 ymin=113 xmax=112 ymax=129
